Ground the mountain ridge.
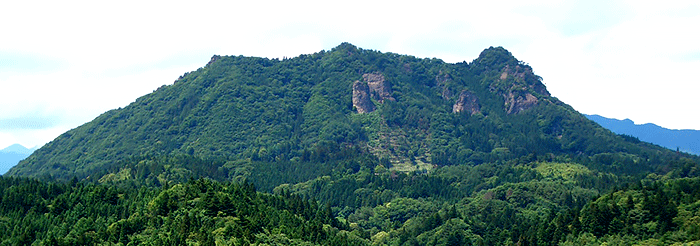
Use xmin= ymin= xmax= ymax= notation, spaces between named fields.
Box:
xmin=1 ymin=144 xmax=35 ymax=154
xmin=585 ymin=114 xmax=700 ymax=155
xmin=7 ymin=43 xmax=694 ymax=183
xmin=3 ymin=43 xmax=700 ymax=245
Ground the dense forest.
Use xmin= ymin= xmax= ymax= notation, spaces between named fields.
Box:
xmin=4 ymin=43 xmax=700 ymax=245
xmin=3 ymin=166 xmax=700 ymax=245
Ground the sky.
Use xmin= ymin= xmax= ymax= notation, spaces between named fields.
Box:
xmin=1 ymin=0 xmax=699 ymax=150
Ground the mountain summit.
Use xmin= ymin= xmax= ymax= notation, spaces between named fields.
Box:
xmin=1 ymin=144 xmax=34 ymax=155
xmin=7 ymin=43 xmax=692 ymax=182
xmin=5 ymin=43 xmax=700 ymax=245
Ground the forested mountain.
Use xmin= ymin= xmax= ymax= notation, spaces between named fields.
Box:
xmin=4 ymin=43 xmax=700 ymax=245
xmin=586 ymin=114 xmax=700 ymax=155
xmin=8 ymin=43 xmax=691 ymax=181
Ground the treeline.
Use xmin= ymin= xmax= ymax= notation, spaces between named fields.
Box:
xmin=0 ymin=176 xmax=360 ymax=245
xmin=3 ymin=169 xmax=700 ymax=245
xmin=89 ymin=143 xmax=379 ymax=192
xmin=275 ymin=160 xmax=700 ymax=245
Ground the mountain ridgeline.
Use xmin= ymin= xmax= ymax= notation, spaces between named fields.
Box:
xmin=5 ymin=43 xmax=700 ymax=245
xmin=8 ymin=43 xmax=694 ymax=184
xmin=585 ymin=114 xmax=700 ymax=155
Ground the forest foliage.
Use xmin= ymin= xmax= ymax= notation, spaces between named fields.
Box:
xmin=3 ymin=166 xmax=700 ymax=245
xmin=3 ymin=43 xmax=700 ymax=245
xmin=9 ymin=43 xmax=693 ymax=180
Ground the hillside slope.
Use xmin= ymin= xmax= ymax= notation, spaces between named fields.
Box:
xmin=5 ymin=43 xmax=700 ymax=246
xmin=7 ymin=43 xmax=693 ymax=182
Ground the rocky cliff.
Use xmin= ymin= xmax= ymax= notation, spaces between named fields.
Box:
xmin=352 ymin=72 xmax=394 ymax=114
xmin=452 ymin=90 xmax=480 ymax=114
xmin=492 ymin=64 xmax=550 ymax=114
xmin=352 ymin=79 xmax=375 ymax=114
xmin=364 ymin=72 xmax=394 ymax=103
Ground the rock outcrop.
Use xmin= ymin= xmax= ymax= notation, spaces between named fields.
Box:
xmin=207 ymin=55 xmax=221 ymax=66
xmin=452 ymin=90 xmax=480 ymax=114
xmin=499 ymin=65 xmax=550 ymax=97
xmin=505 ymin=91 xmax=538 ymax=114
xmin=364 ymin=72 xmax=394 ymax=103
xmin=352 ymin=80 xmax=375 ymax=114
xmin=494 ymin=65 xmax=550 ymax=114
xmin=353 ymin=72 xmax=395 ymax=114
xmin=435 ymin=72 xmax=454 ymax=100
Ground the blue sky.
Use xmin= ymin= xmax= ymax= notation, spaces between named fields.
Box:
xmin=1 ymin=0 xmax=699 ymax=149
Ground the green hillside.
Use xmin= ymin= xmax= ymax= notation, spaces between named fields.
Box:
xmin=7 ymin=43 xmax=689 ymax=182
xmin=4 ymin=43 xmax=700 ymax=245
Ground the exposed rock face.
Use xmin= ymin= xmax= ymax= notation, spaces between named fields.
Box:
xmin=498 ymin=65 xmax=550 ymax=97
xmin=442 ymin=87 xmax=454 ymax=100
xmin=453 ymin=90 xmax=480 ymax=114
xmin=436 ymin=72 xmax=453 ymax=100
xmin=494 ymin=65 xmax=550 ymax=114
xmin=207 ymin=55 xmax=221 ymax=66
xmin=364 ymin=73 xmax=394 ymax=102
xmin=352 ymin=80 xmax=375 ymax=114
xmin=352 ymin=72 xmax=395 ymax=114
xmin=505 ymin=92 xmax=538 ymax=114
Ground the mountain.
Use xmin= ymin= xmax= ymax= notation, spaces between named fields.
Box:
xmin=4 ymin=43 xmax=700 ymax=245
xmin=585 ymin=114 xmax=700 ymax=155
xmin=0 ymin=144 xmax=34 ymax=175
xmin=1 ymin=144 xmax=35 ymax=155
xmin=7 ymin=43 xmax=693 ymax=183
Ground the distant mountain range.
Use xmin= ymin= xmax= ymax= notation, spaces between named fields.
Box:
xmin=0 ymin=144 xmax=35 ymax=175
xmin=585 ymin=114 xmax=700 ymax=155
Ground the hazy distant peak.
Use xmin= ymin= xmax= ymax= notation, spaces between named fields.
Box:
xmin=0 ymin=144 xmax=33 ymax=155
xmin=585 ymin=114 xmax=700 ymax=155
